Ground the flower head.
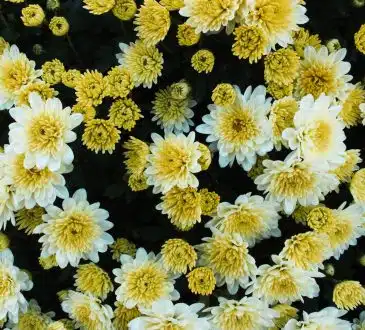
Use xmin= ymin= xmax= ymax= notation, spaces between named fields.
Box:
xmin=111 ymin=238 xmax=136 ymax=261
xmin=117 ymin=41 xmax=163 ymax=88
xmin=105 ymin=66 xmax=134 ymax=98
xmin=271 ymin=304 xmax=298 ymax=329
xmin=199 ymin=188 xmax=220 ymax=216
xmin=72 ymin=103 xmax=96 ymax=121
xmin=355 ymin=24 xmax=365 ymax=54
xmin=267 ymin=81 xmax=294 ymax=100
xmin=291 ymin=28 xmax=321 ymax=57
xmin=338 ymin=84 xmax=365 ymax=127
xmin=113 ymin=303 xmax=140 ymax=329
xmin=177 ymin=23 xmax=200 ymax=46
xmin=42 ymin=59 xmax=65 ymax=85
xmin=112 ymin=0 xmax=137 ymax=20
xmin=62 ymin=69 xmax=82 ymax=88
xmin=0 ymin=37 xmax=9 ymax=55
xmin=34 ymin=188 xmax=114 ymax=268
xmin=83 ymin=0 xmax=115 ymax=15
xmin=191 ymin=49 xmax=215 ymax=73
xmin=123 ymin=136 xmax=149 ymax=176
xmin=16 ymin=206 xmax=44 ymax=235
xmin=160 ymin=0 xmax=184 ymax=10
xmin=39 ymin=255 xmax=57 ymax=270
xmin=49 ymin=17 xmax=70 ymax=36
xmin=21 ymin=5 xmax=45 ymax=27
xmin=351 ymin=169 xmax=365 ymax=204
xmin=108 ymin=98 xmax=142 ymax=131
xmin=197 ymin=143 xmax=212 ymax=170
xmin=186 ymin=267 xmax=216 ymax=296
xmin=16 ymin=81 xmax=57 ymax=107
xmin=331 ymin=149 xmax=361 ymax=183
xmin=333 ymin=281 xmax=365 ymax=310
xmin=75 ymin=70 xmax=107 ymax=107
xmin=211 ymin=83 xmax=236 ymax=107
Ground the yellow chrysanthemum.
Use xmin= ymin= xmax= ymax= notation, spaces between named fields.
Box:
xmin=71 ymin=103 xmax=96 ymax=121
xmin=232 ymin=25 xmax=268 ymax=64
xmin=326 ymin=39 xmax=342 ymax=53
xmin=170 ymin=80 xmax=191 ymax=100
xmin=117 ymin=40 xmax=163 ymax=88
xmin=75 ymin=263 xmax=113 ymax=300
xmin=17 ymin=307 xmax=49 ymax=330
xmin=0 ymin=37 xmax=9 ymax=55
xmin=75 ymin=70 xmax=107 ymax=107
xmin=83 ymin=0 xmax=115 ymax=15
xmin=160 ymin=0 xmax=183 ymax=10
xmin=350 ymin=169 xmax=365 ymax=204
xmin=16 ymin=206 xmax=45 ymax=235
xmin=113 ymin=304 xmax=141 ymax=329
xmin=161 ymin=239 xmax=197 ymax=275
xmin=176 ymin=23 xmax=200 ymax=46
xmin=157 ymin=187 xmax=202 ymax=231
xmin=291 ymin=205 xmax=318 ymax=225
xmin=123 ymin=136 xmax=149 ymax=175
xmin=307 ymin=206 xmax=336 ymax=231
xmin=108 ymin=98 xmax=143 ymax=131
xmin=47 ymin=0 xmax=61 ymax=11
xmin=128 ymin=172 xmax=149 ymax=191
xmin=339 ymin=85 xmax=365 ymax=127
xmin=355 ymin=24 xmax=365 ymax=54
xmin=111 ymin=238 xmax=136 ymax=261
xmin=62 ymin=69 xmax=82 ymax=88
xmin=0 ymin=232 xmax=10 ymax=251
xmin=199 ymin=189 xmax=220 ymax=216
xmin=42 ymin=59 xmax=65 ymax=85
xmin=279 ymin=231 xmax=331 ymax=270
xmin=105 ymin=66 xmax=134 ymax=98
xmin=112 ymin=0 xmax=137 ymax=20
xmin=191 ymin=49 xmax=214 ymax=73
xmin=17 ymin=81 xmax=57 ymax=107
xmin=134 ymin=0 xmax=171 ymax=46
xmin=187 ymin=267 xmax=216 ymax=295
xmin=331 ymin=149 xmax=361 ymax=183
xmin=39 ymin=255 xmax=58 ymax=270
xmin=211 ymin=83 xmax=236 ymax=107
xmin=270 ymin=304 xmax=298 ymax=330
xmin=333 ymin=281 xmax=365 ymax=310
xmin=292 ymin=28 xmax=322 ymax=57
xmin=197 ymin=143 xmax=211 ymax=171
xmin=267 ymin=81 xmax=293 ymax=100
xmin=49 ymin=16 xmax=70 ymax=36
xmin=264 ymin=48 xmax=300 ymax=86
xmin=21 ymin=4 xmax=45 ymax=27
xmin=48 ymin=321 xmax=68 ymax=330
xmin=82 ymin=119 xmax=121 ymax=154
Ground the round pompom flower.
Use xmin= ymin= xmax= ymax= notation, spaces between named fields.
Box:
xmin=123 ymin=136 xmax=149 ymax=176
xmin=199 ymin=189 xmax=220 ymax=216
xmin=160 ymin=0 xmax=184 ymax=10
xmin=49 ymin=17 xmax=70 ymax=36
xmin=267 ymin=81 xmax=294 ymax=100
xmin=75 ymin=70 xmax=107 ymax=107
xmin=39 ymin=255 xmax=58 ymax=270
xmin=211 ymin=83 xmax=236 ymax=107
xmin=21 ymin=4 xmax=45 ymax=27
xmin=16 ymin=81 xmax=58 ymax=107
xmin=62 ymin=69 xmax=82 ymax=89
xmin=354 ymin=24 xmax=365 ymax=54
xmin=108 ymin=98 xmax=143 ymax=131
xmin=134 ymin=0 xmax=171 ymax=46
xmin=83 ymin=0 xmax=115 ymax=15
xmin=33 ymin=188 xmax=114 ymax=268
xmin=350 ymin=169 xmax=365 ymax=204
xmin=333 ymin=281 xmax=365 ymax=310
xmin=291 ymin=28 xmax=321 ymax=58
xmin=338 ymin=84 xmax=365 ymax=127
xmin=72 ymin=103 xmax=96 ymax=121
xmin=177 ymin=23 xmax=200 ymax=46
xmin=186 ymin=267 xmax=216 ymax=296
xmin=113 ymin=303 xmax=140 ymax=329
xmin=105 ymin=66 xmax=134 ymax=98
xmin=191 ymin=49 xmax=215 ymax=73
xmin=15 ymin=206 xmax=44 ymax=235
xmin=42 ymin=59 xmax=65 ymax=85
xmin=112 ymin=0 xmax=137 ymax=20
xmin=111 ymin=238 xmax=136 ymax=261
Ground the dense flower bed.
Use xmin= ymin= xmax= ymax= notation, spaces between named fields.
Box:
xmin=0 ymin=0 xmax=365 ymax=329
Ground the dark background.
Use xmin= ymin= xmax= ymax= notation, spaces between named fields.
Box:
xmin=0 ymin=0 xmax=364 ymax=322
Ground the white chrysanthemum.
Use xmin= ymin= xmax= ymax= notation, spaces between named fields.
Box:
xmin=0 ymin=175 xmax=19 ymax=230
xmin=196 ymin=85 xmax=273 ymax=171
xmin=9 ymin=93 xmax=83 ymax=171
xmin=196 ymin=230 xmax=257 ymax=294
xmin=206 ymin=296 xmax=278 ymax=330
xmin=61 ymin=291 xmax=113 ymax=330
xmin=353 ymin=311 xmax=365 ymax=330
xmin=145 ymin=132 xmax=201 ymax=194
xmin=3 ymin=146 xmax=69 ymax=209
xmin=33 ymin=189 xmax=114 ymax=268
xmin=282 ymin=94 xmax=346 ymax=169
xmin=284 ymin=307 xmax=351 ymax=330
xmin=129 ymin=299 xmax=210 ymax=330
xmin=113 ymin=248 xmax=180 ymax=309
xmin=0 ymin=252 xmax=33 ymax=323
xmin=295 ymin=46 xmax=352 ymax=99
xmin=0 ymin=45 xmax=42 ymax=110
xmin=246 ymin=255 xmax=324 ymax=305
xmin=239 ymin=0 xmax=308 ymax=50
xmin=255 ymin=157 xmax=339 ymax=214
xmin=206 ymin=193 xmax=281 ymax=247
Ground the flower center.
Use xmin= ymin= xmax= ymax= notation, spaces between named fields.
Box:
xmin=18 ymin=312 xmax=47 ymax=330
xmin=300 ymin=64 xmax=337 ymax=97
xmin=3 ymin=60 xmax=31 ymax=92
xmin=219 ymin=309 xmax=255 ymax=330
xmin=222 ymin=208 xmax=262 ymax=237
xmin=305 ymin=120 xmax=332 ymax=153
xmin=327 ymin=219 xmax=353 ymax=248
xmin=0 ymin=269 xmax=16 ymax=297
xmin=265 ymin=267 xmax=299 ymax=298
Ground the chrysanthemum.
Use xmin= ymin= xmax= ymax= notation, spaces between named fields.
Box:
xmin=15 ymin=206 xmax=44 ymax=235
xmin=206 ymin=193 xmax=281 ymax=247
xmin=49 ymin=16 xmax=70 ymax=36
xmin=152 ymin=85 xmax=196 ymax=134
xmin=331 ymin=149 xmax=361 ymax=183
xmin=33 ymin=188 xmax=114 ymax=268
xmin=271 ymin=304 xmax=298 ymax=329
xmin=123 ymin=137 xmax=149 ymax=177
xmin=0 ymin=253 xmax=33 ymax=323
xmin=74 ymin=263 xmax=114 ymax=300
xmin=206 ymin=296 xmax=278 ymax=330
xmin=42 ymin=59 xmax=65 ymax=85
xmin=355 ymin=24 xmax=365 ymax=54
xmin=279 ymin=231 xmax=332 ymax=270
xmin=264 ymin=48 xmax=300 ymax=86
xmin=0 ymin=181 xmax=18 ymax=230
xmin=295 ymin=46 xmax=352 ymax=98
xmin=338 ymin=84 xmax=365 ymax=127
xmin=232 ymin=24 xmax=268 ymax=63
xmin=211 ymin=83 xmax=236 ymax=107
xmin=108 ymin=98 xmax=142 ymax=131
xmin=306 ymin=206 xmax=336 ymax=231
xmin=240 ymin=0 xmax=308 ymax=50
xmin=83 ymin=0 xmax=115 ymax=15
xmin=0 ymin=37 xmax=9 ymax=55
xmin=9 ymin=93 xmax=83 ymax=171
xmin=196 ymin=230 xmax=257 ymax=294
xmin=116 ymin=41 xmax=164 ymax=88
xmin=0 ymin=45 xmax=42 ymax=110
xmin=112 ymin=0 xmax=137 ymax=20
xmin=16 ymin=81 xmax=57 ymax=107
xmin=134 ymin=0 xmax=171 ymax=46
xmin=111 ymin=238 xmax=136 ymax=261
xmin=284 ymin=307 xmax=351 ymax=330
xmin=291 ymin=28 xmax=321 ymax=57
xmin=197 ymin=143 xmax=212 ymax=170
xmin=113 ymin=248 xmax=179 ymax=309
xmin=199 ymin=188 xmax=220 ymax=216
xmin=191 ymin=49 xmax=215 ymax=73
xmin=255 ymin=157 xmax=339 ymax=214
xmin=161 ymin=238 xmax=197 ymax=274
xmin=267 ymin=81 xmax=294 ymax=100
xmin=282 ymin=94 xmax=346 ymax=168
xmin=72 ymin=103 xmax=96 ymax=122
xmin=186 ymin=267 xmax=216 ymax=296
xmin=145 ymin=132 xmax=201 ymax=194
xmin=177 ymin=23 xmax=201 ymax=46
xmin=62 ymin=69 xmax=82 ymax=89
xmin=179 ymin=0 xmax=240 ymax=33
xmin=113 ymin=303 xmax=140 ymax=329
xmin=61 ymin=291 xmax=113 ymax=330
xmin=160 ymin=0 xmax=184 ymax=10
xmin=75 ymin=70 xmax=107 ymax=107
xmin=130 ymin=299 xmax=210 ymax=330
xmin=246 ymin=255 xmax=324 ymax=305
xmin=269 ymin=96 xmax=298 ymax=150
xmin=156 ymin=186 xmax=202 ymax=230
xmin=38 ymin=255 xmax=58 ymax=270
xmin=21 ymin=4 xmax=45 ymax=27
xmin=105 ymin=66 xmax=134 ymax=98
xmin=197 ymin=85 xmax=273 ymax=170
xmin=333 ymin=281 xmax=365 ymax=311
xmin=82 ymin=119 xmax=121 ymax=154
